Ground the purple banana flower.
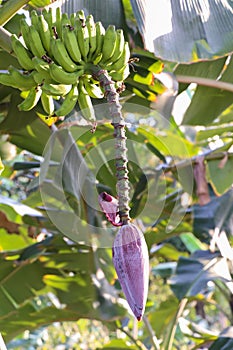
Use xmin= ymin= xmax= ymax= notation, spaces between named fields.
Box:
xmin=112 ymin=223 xmax=149 ymax=321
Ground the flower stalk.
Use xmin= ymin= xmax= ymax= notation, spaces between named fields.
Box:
xmin=92 ymin=67 xmax=130 ymax=225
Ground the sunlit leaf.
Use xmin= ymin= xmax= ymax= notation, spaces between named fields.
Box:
xmin=0 ymin=92 xmax=51 ymax=155
xmin=0 ymin=157 xmax=3 ymax=175
xmin=182 ymin=56 xmax=233 ymax=125
xmin=207 ymin=157 xmax=233 ymax=195
xmin=180 ymin=232 xmax=205 ymax=253
xmin=137 ymin=126 xmax=199 ymax=157
xmin=170 ymin=250 xmax=231 ymax=300
xmin=174 ymin=56 xmax=226 ymax=93
xmin=148 ymin=296 xmax=179 ymax=337
xmin=131 ymin=0 xmax=233 ymax=61
xmin=29 ymin=0 xmax=51 ymax=7
xmin=193 ymin=188 xmax=233 ymax=242
xmin=102 ymin=339 xmax=137 ymax=349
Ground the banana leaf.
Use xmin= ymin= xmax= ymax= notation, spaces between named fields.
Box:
xmin=130 ymin=0 xmax=233 ymax=62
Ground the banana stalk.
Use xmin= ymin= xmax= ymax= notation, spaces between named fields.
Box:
xmin=92 ymin=67 xmax=130 ymax=224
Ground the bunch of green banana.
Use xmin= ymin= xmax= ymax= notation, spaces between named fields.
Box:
xmin=18 ymin=9 xmax=130 ymax=79
xmin=4 ymin=9 xmax=131 ymax=118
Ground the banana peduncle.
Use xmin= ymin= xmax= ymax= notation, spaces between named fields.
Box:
xmin=92 ymin=67 xmax=130 ymax=225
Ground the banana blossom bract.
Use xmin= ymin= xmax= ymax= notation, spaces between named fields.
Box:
xmin=112 ymin=223 xmax=149 ymax=321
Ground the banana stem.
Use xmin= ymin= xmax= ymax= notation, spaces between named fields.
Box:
xmin=92 ymin=67 xmax=130 ymax=225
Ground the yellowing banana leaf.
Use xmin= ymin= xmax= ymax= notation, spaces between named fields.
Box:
xmin=29 ymin=0 xmax=51 ymax=7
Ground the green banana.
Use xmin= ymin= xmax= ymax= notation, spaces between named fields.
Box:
xmin=49 ymin=61 xmax=84 ymax=84
xmin=28 ymin=25 xmax=46 ymax=57
xmin=41 ymin=82 xmax=72 ymax=96
xmin=86 ymin=15 xmax=96 ymax=59
xmin=30 ymin=10 xmax=39 ymax=29
xmin=95 ymin=22 xmax=105 ymax=46
xmin=110 ymin=64 xmax=130 ymax=81
xmin=70 ymin=13 xmax=76 ymax=27
xmin=32 ymin=57 xmax=55 ymax=84
xmin=50 ymin=37 xmax=79 ymax=72
xmin=11 ymin=34 xmax=34 ymax=71
xmin=76 ymin=10 xmax=86 ymax=22
xmin=77 ymin=80 xmax=95 ymax=121
xmin=107 ymin=29 xmax=124 ymax=64
xmin=61 ymin=13 xmax=71 ymax=29
xmin=8 ymin=66 xmax=36 ymax=90
xmin=55 ymin=7 xmax=62 ymax=38
xmin=101 ymin=25 xmax=117 ymax=62
xmin=20 ymin=18 xmax=32 ymax=51
xmin=18 ymin=86 xmax=42 ymax=111
xmin=32 ymin=56 xmax=50 ymax=70
xmin=33 ymin=71 xmax=51 ymax=84
xmin=42 ymin=8 xmax=56 ymax=31
xmin=37 ymin=14 xmax=51 ymax=54
xmin=83 ymin=78 xmax=103 ymax=99
xmin=0 ymin=68 xmax=36 ymax=91
xmin=62 ymin=25 xmax=82 ymax=63
xmin=0 ymin=72 xmax=16 ymax=88
xmin=55 ymin=84 xmax=79 ymax=116
xmin=91 ymin=22 xmax=105 ymax=64
xmin=75 ymin=19 xmax=89 ymax=61
xmin=109 ymin=41 xmax=130 ymax=71
xmin=0 ymin=72 xmax=33 ymax=91
xmin=41 ymin=90 xmax=54 ymax=115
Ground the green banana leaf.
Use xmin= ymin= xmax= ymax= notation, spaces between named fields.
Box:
xmin=179 ymin=55 xmax=233 ymax=125
xmin=170 ymin=250 xmax=232 ymax=300
xmin=0 ymin=91 xmax=51 ymax=155
xmin=55 ymin=0 xmax=127 ymax=30
xmin=130 ymin=0 xmax=233 ymax=62
xmin=209 ymin=329 xmax=233 ymax=350
xmin=0 ymin=235 xmax=126 ymax=341
xmin=29 ymin=0 xmax=51 ymax=7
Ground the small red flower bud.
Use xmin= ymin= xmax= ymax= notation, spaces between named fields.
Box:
xmin=112 ymin=223 xmax=149 ymax=321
